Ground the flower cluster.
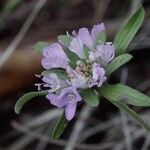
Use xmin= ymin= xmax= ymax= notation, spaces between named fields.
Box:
xmin=39 ymin=23 xmax=115 ymax=121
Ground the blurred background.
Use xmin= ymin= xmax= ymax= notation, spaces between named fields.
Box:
xmin=0 ymin=0 xmax=150 ymax=149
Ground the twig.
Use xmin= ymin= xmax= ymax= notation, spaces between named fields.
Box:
xmin=141 ymin=135 xmax=150 ymax=150
xmin=35 ymin=125 xmax=53 ymax=150
xmin=0 ymin=0 xmax=47 ymax=68
xmin=80 ymin=115 xmax=121 ymax=142
xmin=11 ymin=121 xmax=115 ymax=150
xmin=120 ymin=68 xmax=133 ymax=150
xmin=7 ymin=135 xmax=35 ymax=150
xmin=64 ymin=105 xmax=95 ymax=150
xmin=23 ymin=109 xmax=62 ymax=128
xmin=114 ymin=126 xmax=149 ymax=150
xmin=6 ymin=127 xmax=45 ymax=150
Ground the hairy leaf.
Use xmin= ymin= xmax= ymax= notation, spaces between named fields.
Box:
xmin=58 ymin=35 xmax=73 ymax=47
xmin=33 ymin=41 xmax=49 ymax=52
xmin=64 ymin=48 xmax=80 ymax=69
xmin=106 ymin=54 xmax=133 ymax=75
xmin=52 ymin=112 xmax=68 ymax=139
xmin=99 ymin=83 xmax=150 ymax=106
xmin=81 ymin=89 xmax=99 ymax=106
xmin=114 ymin=5 xmax=145 ymax=55
xmin=42 ymin=68 xmax=68 ymax=80
xmin=94 ymin=30 xmax=106 ymax=48
xmin=15 ymin=91 xmax=46 ymax=114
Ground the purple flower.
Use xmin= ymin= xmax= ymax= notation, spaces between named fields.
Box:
xmin=40 ymin=23 xmax=116 ymax=121
xmin=72 ymin=23 xmax=105 ymax=49
xmin=42 ymin=43 xmax=69 ymax=69
xmin=89 ymin=43 xmax=115 ymax=66
xmin=89 ymin=63 xmax=107 ymax=87
xmin=68 ymin=38 xmax=85 ymax=59
xmin=42 ymin=73 xmax=60 ymax=93
xmin=46 ymin=86 xmax=82 ymax=120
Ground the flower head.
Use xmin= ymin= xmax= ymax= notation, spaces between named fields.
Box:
xmin=39 ymin=23 xmax=115 ymax=120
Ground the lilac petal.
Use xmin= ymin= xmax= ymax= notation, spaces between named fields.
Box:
xmin=104 ymin=43 xmax=115 ymax=62
xmin=91 ymin=23 xmax=105 ymax=43
xmin=46 ymin=93 xmax=68 ymax=108
xmin=42 ymin=73 xmax=58 ymax=85
xmin=68 ymin=38 xmax=85 ymax=59
xmin=42 ymin=73 xmax=60 ymax=92
xmin=57 ymin=86 xmax=82 ymax=103
xmin=89 ymin=51 xmax=96 ymax=61
xmin=96 ymin=43 xmax=115 ymax=65
xmin=65 ymin=103 xmax=77 ymax=121
xmin=71 ymin=74 xmax=87 ymax=89
xmin=92 ymin=64 xmax=105 ymax=80
xmin=78 ymin=28 xmax=93 ymax=49
xmin=42 ymin=43 xmax=69 ymax=69
xmin=89 ymin=63 xmax=106 ymax=87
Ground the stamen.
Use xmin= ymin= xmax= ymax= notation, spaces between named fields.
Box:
xmin=35 ymin=74 xmax=42 ymax=78
xmin=35 ymin=83 xmax=42 ymax=91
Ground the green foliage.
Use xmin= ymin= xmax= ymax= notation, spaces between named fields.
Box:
xmin=58 ymin=35 xmax=73 ymax=47
xmin=15 ymin=91 xmax=47 ymax=114
xmin=64 ymin=48 xmax=80 ymax=69
xmin=99 ymin=83 xmax=150 ymax=107
xmin=110 ymin=101 xmax=150 ymax=132
xmin=42 ymin=68 xmax=68 ymax=80
xmin=84 ymin=47 xmax=90 ymax=59
xmin=114 ymin=5 xmax=145 ymax=55
xmin=58 ymin=35 xmax=80 ymax=68
xmin=33 ymin=41 xmax=49 ymax=52
xmin=52 ymin=112 xmax=68 ymax=139
xmin=94 ymin=30 xmax=106 ymax=48
xmin=106 ymin=54 xmax=133 ymax=75
xmin=81 ymin=89 xmax=99 ymax=106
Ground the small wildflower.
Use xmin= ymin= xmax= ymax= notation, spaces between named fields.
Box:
xmin=46 ymin=86 xmax=82 ymax=120
xmin=40 ymin=23 xmax=115 ymax=120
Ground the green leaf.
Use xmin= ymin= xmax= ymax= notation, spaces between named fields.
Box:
xmin=41 ymin=68 xmax=68 ymax=80
xmin=95 ymin=30 xmax=106 ymax=47
xmin=84 ymin=47 xmax=90 ymax=59
xmin=106 ymin=54 xmax=133 ymax=75
xmin=64 ymin=48 xmax=80 ymax=69
xmin=114 ymin=5 xmax=145 ymax=55
xmin=58 ymin=35 xmax=80 ymax=68
xmin=52 ymin=112 xmax=68 ymax=139
xmin=33 ymin=41 xmax=49 ymax=52
xmin=98 ymin=83 xmax=150 ymax=107
xmin=110 ymin=101 xmax=150 ymax=132
xmin=81 ymin=89 xmax=99 ymax=106
xmin=58 ymin=35 xmax=73 ymax=47
xmin=15 ymin=91 xmax=46 ymax=114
